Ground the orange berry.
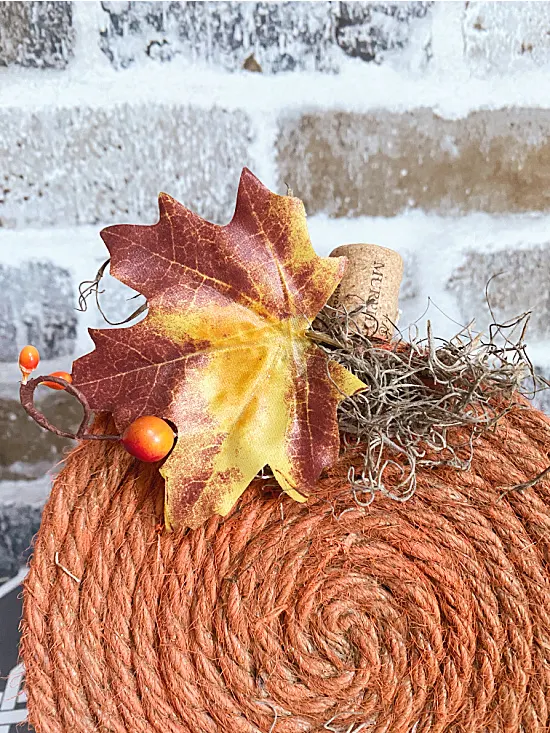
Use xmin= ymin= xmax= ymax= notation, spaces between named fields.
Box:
xmin=43 ymin=371 xmax=73 ymax=390
xmin=19 ymin=345 xmax=40 ymax=384
xmin=19 ymin=345 xmax=40 ymax=372
xmin=121 ymin=416 xmax=175 ymax=463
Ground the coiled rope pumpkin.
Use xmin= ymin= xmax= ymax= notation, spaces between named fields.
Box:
xmin=21 ymin=396 xmax=550 ymax=733
xmin=18 ymin=206 xmax=550 ymax=733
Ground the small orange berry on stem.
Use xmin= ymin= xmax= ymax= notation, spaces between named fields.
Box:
xmin=43 ymin=371 xmax=73 ymax=390
xmin=121 ymin=416 xmax=175 ymax=463
xmin=19 ymin=345 xmax=40 ymax=384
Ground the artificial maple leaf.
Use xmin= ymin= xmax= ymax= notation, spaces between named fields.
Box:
xmin=72 ymin=169 xmax=365 ymax=529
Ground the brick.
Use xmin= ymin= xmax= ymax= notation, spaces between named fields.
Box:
xmin=447 ymin=245 xmax=550 ymax=342
xmin=0 ymin=502 xmax=42 ymax=577
xmin=464 ymin=2 xmax=550 ymax=75
xmin=399 ymin=251 xmax=419 ymax=302
xmin=531 ymin=367 xmax=550 ymax=415
xmin=0 ymin=393 xmax=80 ymax=480
xmin=98 ymin=1 xmax=432 ymax=72
xmin=99 ymin=1 xmax=335 ymax=72
xmin=0 ymin=261 xmax=77 ymax=361
xmin=0 ymin=104 xmax=255 ymax=228
xmin=0 ymin=299 xmax=17 ymax=362
xmin=335 ymin=2 xmax=432 ymax=65
xmin=0 ymin=1 xmax=74 ymax=68
xmin=0 ymin=391 xmax=80 ymax=576
xmin=277 ymin=108 xmax=550 ymax=217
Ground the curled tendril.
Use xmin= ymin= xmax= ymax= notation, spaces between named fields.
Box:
xmin=77 ymin=257 xmax=148 ymax=326
xmin=20 ymin=375 xmax=120 ymax=441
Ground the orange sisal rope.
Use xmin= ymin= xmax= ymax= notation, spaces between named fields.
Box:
xmin=20 ymin=398 xmax=550 ymax=732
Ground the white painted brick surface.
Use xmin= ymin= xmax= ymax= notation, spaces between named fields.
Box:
xmin=87 ymin=258 xmax=143 ymax=331
xmin=0 ymin=104 xmax=255 ymax=228
xmin=334 ymin=2 xmax=432 ymax=69
xmin=1 ymin=0 xmax=550 ymax=511
xmin=0 ymin=391 xmax=79 ymax=481
xmin=447 ymin=246 xmax=550 ymax=341
xmin=0 ymin=225 xmax=133 ymax=368
xmin=98 ymin=1 xmax=433 ymax=73
xmin=464 ymin=2 xmax=550 ymax=75
xmin=0 ymin=501 xmax=42 ymax=576
xmin=0 ymin=1 xmax=74 ymax=68
xmin=532 ymin=367 xmax=550 ymax=414
xmin=99 ymin=0 xmax=337 ymax=72
xmin=0 ymin=261 xmax=77 ymax=360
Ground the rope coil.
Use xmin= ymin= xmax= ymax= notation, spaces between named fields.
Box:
xmin=21 ymin=399 xmax=550 ymax=732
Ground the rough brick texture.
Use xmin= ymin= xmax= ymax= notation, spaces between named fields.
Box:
xmin=98 ymin=1 xmax=433 ymax=72
xmin=0 ymin=1 xmax=74 ymax=68
xmin=335 ymin=2 xmax=432 ymax=66
xmin=0 ymin=261 xmax=77 ymax=361
xmin=532 ymin=367 xmax=550 ymax=415
xmin=0 ymin=502 xmax=42 ymax=577
xmin=0 ymin=391 xmax=78 ymax=577
xmin=277 ymin=108 xmax=550 ymax=217
xmin=447 ymin=245 xmax=550 ymax=341
xmin=464 ymin=1 xmax=550 ymax=75
xmin=0 ymin=393 xmax=79 ymax=480
xmin=0 ymin=104 xmax=255 ymax=228
xmin=398 ymin=251 xmax=419 ymax=303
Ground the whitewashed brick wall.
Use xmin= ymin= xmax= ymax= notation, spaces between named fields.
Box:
xmin=1 ymin=0 xmax=549 ymax=573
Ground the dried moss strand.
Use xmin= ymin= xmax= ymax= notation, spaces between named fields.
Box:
xmin=311 ymin=303 xmax=548 ymax=506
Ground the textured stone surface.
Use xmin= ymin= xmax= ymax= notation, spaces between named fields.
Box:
xmin=464 ymin=2 xmax=550 ymax=75
xmin=98 ymin=1 xmax=433 ymax=72
xmin=0 ymin=392 xmax=80 ymax=480
xmin=531 ymin=367 xmax=550 ymax=415
xmin=0 ymin=504 xmax=42 ymax=577
xmin=0 ymin=1 xmax=74 ymax=68
xmin=100 ymin=0 xmax=334 ymax=72
xmin=335 ymin=2 xmax=432 ymax=66
xmin=398 ymin=251 xmax=419 ymax=303
xmin=447 ymin=245 xmax=550 ymax=341
xmin=277 ymin=108 xmax=550 ymax=217
xmin=0 ymin=104 xmax=255 ymax=228
xmin=0 ymin=261 xmax=77 ymax=361
xmin=0 ymin=392 xmax=78 ymax=576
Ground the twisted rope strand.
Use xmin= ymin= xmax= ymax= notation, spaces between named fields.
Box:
xmin=22 ymin=401 xmax=550 ymax=732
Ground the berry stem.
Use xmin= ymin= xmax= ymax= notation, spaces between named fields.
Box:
xmin=20 ymin=375 xmax=120 ymax=441
xmin=20 ymin=367 xmax=32 ymax=386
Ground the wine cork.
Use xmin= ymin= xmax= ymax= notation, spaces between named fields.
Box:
xmin=329 ymin=243 xmax=403 ymax=340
